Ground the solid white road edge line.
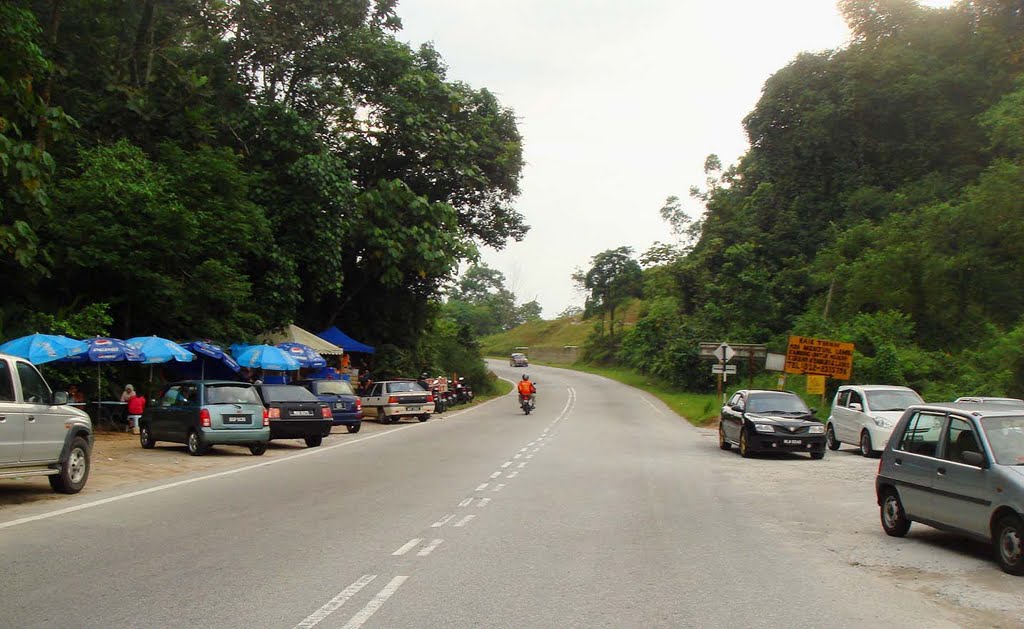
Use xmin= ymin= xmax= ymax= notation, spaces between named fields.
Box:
xmin=641 ymin=396 xmax=665 ymax=415
xmin=339 ymin=576 xmax=408 ymax=629
xmin=0 ymin=386 xmax=515 ymax=531
xmin=293 ymin=574 xmax=377 ymax=629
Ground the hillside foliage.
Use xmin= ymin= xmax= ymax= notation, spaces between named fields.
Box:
xmin=590 ymin=0 xmax=1024 ymax=400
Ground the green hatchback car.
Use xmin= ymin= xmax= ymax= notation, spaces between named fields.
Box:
xmin=139 ymin=380 xmax=270 ymax=456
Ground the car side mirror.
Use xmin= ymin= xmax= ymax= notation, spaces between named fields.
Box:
xmin=962 ymin=451 xmax=986 ymax=468
xmin=52 ymin=391 xmax=69 ymax=405
xmin=849 ymin=403 xmax=862 ymax=412
xmin=810 ymin=408 xmax=818 ymax=415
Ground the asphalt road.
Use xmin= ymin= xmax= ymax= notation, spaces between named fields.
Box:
xmin=0 ymin=361 xmax=1014 ymax=628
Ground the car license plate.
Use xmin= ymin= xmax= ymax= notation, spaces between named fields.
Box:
xmin=783 ymin=439 xmax=801 ymax=445
xmin=405 ymin=406 xmax=419 ymax=412
xmin=224 ymin=415 xmax=249 ymax=424
xmin=334 ymin=403 xmax=347 ymax=410
xmin=291 ymin=410 xmax=313 ymax=417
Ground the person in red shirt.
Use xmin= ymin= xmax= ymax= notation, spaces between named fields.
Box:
xmin=126 ymin=390 xmax=146 ymax=434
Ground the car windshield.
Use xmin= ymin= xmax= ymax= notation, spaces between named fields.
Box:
xmin=864 ymin=390 xmax=923 ymax=412
xmin=387 ymin=382 xmax=424 ymax=393
xmin=261 ymin=385 xmax=318 ymax=403
xmin=205 ymin=384 xmax=260 ymax=405
xmin=746 ymin=393 xmax=809 ymax=414
xmin=980 ymin=415 xmax=1024 ymax=465
xmin=314 ymin=381 xmax=355 ymax=396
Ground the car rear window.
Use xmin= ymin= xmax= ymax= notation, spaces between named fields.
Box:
xmin=260 ymin=385 xmax=319 ymax=403
xmin=206 ymin=384 xmax=260 ymax=405
xmin=387 ymin=382 xmax=424 ymax=393
xmin=314 ymin=381 xmax=355 ymax=396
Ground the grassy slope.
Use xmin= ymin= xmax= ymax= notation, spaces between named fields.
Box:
xmin=480 ymin=317 xmax=591 ymax=357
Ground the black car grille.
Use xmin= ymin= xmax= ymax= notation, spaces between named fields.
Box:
xmin=777 ymin=425 xmax=810 ymax=435
xmin=397 ymin=394 xmax=429 ymax=404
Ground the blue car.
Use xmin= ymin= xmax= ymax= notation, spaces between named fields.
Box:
xmin=295 ymin=379 xmax=363 ymax=433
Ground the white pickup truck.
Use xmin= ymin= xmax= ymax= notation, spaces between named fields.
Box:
xmin=0 ymin=352 xmax=93 ymax=493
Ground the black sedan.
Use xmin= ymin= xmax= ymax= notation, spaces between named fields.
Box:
xmin=255 ymin=384 xmax=333 ymax=448
xmin=719 ymin=390 xmax=826 ymax=459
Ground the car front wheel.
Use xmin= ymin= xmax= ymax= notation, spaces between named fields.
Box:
xmin=49 ymin=436 xmax=90 ymax=494
xmin=881 ymin=489 xmax=911 ymax=537
xmin=826 ymin=424 xmax=841 ymax=451
xmin=861 ymin=431 xmax=876 ymax=458
xmin=995 ymin=515 xmax=1024 ymax=576
xmin=739 ymin=429 xmax=754 ymax=458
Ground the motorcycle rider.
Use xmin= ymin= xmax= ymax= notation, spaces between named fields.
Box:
xmin=517 ymin=374 xmax=536 ymax=408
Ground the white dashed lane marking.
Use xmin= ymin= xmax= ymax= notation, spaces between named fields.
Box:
xmin=431 ymin=514 xmax=455 ymax=528
xmin=478 ymin=498 xmax=491 ymax=507
xmin=392 ymin=539 xmax=423 ymax=556
xmin=293 ymin=574 xmax=377 ymax=629
xmin=453 ymin=515 xmax=476 ymax=527
xmin=506 ymin=471 xmax=519 ymax=478
xmin=458 ymin=498 xmax=473 ymax=507
xmin=417 ymin=539 xmax=443 ymax=556
xmin=493 ymin=484 xmax=506 ymax=492
xmin=340 ymin=576 xmax=408 ymax=629
xmin=500 ymin=462 xmax=512 ymax=468
xmin=476 ymin=483 xmax=489 ymax=491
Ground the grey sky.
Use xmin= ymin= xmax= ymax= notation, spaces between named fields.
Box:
xmin=397 ymin=0 xmax=954 ymax=316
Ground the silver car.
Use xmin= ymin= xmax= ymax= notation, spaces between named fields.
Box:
xmin=876 ymin=403 xmax=1024 ymax=575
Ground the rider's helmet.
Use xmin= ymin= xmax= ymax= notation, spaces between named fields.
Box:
xmin=420 ymin=372 xmax=429 ymax=379
xmin=522 ymin=374 xmax=529 ymax=381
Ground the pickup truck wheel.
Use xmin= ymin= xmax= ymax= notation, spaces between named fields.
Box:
xmin=187 ymin=430 xmax=207 ymax=456
xmin=49 ymin=436 xmax=90 ymax=494
xmin=346 ymin=423 xmax=361 ymax=433
xmin=139 ymin=425 xmax=156 ymax=449
xmin=304 ymin=436 xmax=323 ymax=448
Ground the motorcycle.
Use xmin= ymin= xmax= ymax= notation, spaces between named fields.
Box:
xmin=519 ymin=393 xmax=535 ymax=415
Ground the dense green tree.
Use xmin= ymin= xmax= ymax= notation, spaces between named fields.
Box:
xmin=573 ymin=247 xmax=643 ymax=338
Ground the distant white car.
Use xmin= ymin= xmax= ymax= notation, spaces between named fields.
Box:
xmin=826 ymin=385 xmax=923 ymax=457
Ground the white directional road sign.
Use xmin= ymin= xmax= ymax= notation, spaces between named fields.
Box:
xmin=711 ymin=364 xmax=737 ymax=375
xmin=713 ymin=343 xmax=736 ymax=363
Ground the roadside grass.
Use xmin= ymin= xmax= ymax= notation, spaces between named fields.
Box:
xmin=475 ymin=374 xmax=514 ymax=403
xmin=558 ymin=363 xmax=721 ymax=426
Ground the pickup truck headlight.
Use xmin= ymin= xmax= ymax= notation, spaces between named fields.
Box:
xmin=754 ymin=424 xmax=775 ymax=433
xmin=872 ymin=416 xmax=893 ymax=428
xmin=809 ymin=424 xmax=825 ymax=434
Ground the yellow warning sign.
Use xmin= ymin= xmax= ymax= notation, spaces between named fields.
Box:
xmin=784 ymin=336 xmax=854 ymax=380
xmin=806 ymin=375 xmax=826 ymax=395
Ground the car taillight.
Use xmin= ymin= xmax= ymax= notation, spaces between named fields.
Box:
xmin=427 ymin=394 xmax=434 ymax=402
xmin=200 ymin=408 xmax=211 ymax=427
xmin=263 ymin=408 xmax=270 ymax=426
xmin=356 ymin=398 xmax=362 ymax=410
xmin=321 ymin=406 xmax=331 ymax=418
xmin=388 ymin=396 xmax=399 ymax=404
xmin=268 ymin=407 xmax=280 ymax=419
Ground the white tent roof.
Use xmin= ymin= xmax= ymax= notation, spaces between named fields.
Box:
xmin=260 ymin=324 xmax=345 ymax=355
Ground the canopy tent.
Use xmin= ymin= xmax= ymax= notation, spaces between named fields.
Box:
xmin=260 ymin=324 xmax=345 ymax=355
xmin=317 ymin=327 xmax=375 ymax=354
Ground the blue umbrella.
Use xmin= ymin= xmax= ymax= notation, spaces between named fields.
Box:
xmin=234 ymin=344 xmax=302 ymax=371
xmin=126 ymin=336 xmax=195 ymax=364
xmin=0 ymin=333 xmax=88 ymax=364
xmin=276 ymin=342 xmax=327 ymax=369
xmin=179 ymin=341 xmax=240 ymax=380
xmin=63 ymin=337 xmax=146 ymax=363
xmin=59 ymin=337 xmax=146 ymax=405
